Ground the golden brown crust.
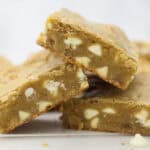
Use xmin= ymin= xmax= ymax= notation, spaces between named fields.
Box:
xmin=49 ymin=9 xmax=138 ymax=61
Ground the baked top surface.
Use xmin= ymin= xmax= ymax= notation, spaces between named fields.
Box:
xmin=0 ymin=56 xmax=12 ymax=71
xmin=78 ymin=72 xmax=150 ymax=105
xmin=48 ymin=9 xmax=138 ymax=61
xmin=0 ymin=50 xmax=64 ymax=101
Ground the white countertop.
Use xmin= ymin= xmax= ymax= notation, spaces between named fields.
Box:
xmin=0 ymin=112 xmax=149 ymax=150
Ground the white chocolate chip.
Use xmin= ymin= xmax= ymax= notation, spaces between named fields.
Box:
xmin=88 ymin=44 xmax=102 ymax=56
xmin=64 ymin=37 xmax=82 ymax=49
xmin=43 ymin=80 xmax=66 ymax=96
xmin=96 ymin=66 xmax=108 ymax=78
xmin=77 ymin=68 xmax=88 ymax=90
xmin=80 ymin=81 xmax=89 ymax=90
xmin=77 ymin=68 xmax=86 ymax=81
xmin=47 ymin=22 xmax=52 ymax=30
xmin=135 ymin=109 xmax=150 ymax=128
xmin=19 ymin=111 xmax=30 ymax=121
xmin=130 ymin=134 xmax=150 ymax=147
xmin=102 ymin=107 xmax=116 ymax=114
xmin=135 ymin=109 xmax=148 ymax=123
xmin=37 ymin=101 xmax=53 ymax=112
xmin=84 ymin=108 xmax=99 ymax=120
xmin=60 ymin=83 xmax=66 ymax=89
xmin=75 ymin=57 xmax=91 ymax=67
xmin=90 ymin=117 xmax=99 ymax=129
xmin=24 ymin=87 xmax=35 ymax=98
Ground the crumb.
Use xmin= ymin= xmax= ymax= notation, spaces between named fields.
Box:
xmin=121 ymin=142 xmax=126 ymax=146
xmin=129 ymin=133 xmax=150 ymax=147
xmin=42 ymin=143 xmax=49 ymax=148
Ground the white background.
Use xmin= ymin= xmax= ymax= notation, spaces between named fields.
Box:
xmin=0 ymin=0 xmax=150 ymax=64
xmin=0 ymin=0 xmax=150 ymax=149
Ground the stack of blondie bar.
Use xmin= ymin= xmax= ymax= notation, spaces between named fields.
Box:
xmin=0 ymin=8 xmax=150 ymax=135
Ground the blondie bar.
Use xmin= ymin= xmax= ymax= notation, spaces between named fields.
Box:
xmin=0 ymin=50 xmax=88 ymax=133
xmin=37 ymin=9 xmax=138 ymax=89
